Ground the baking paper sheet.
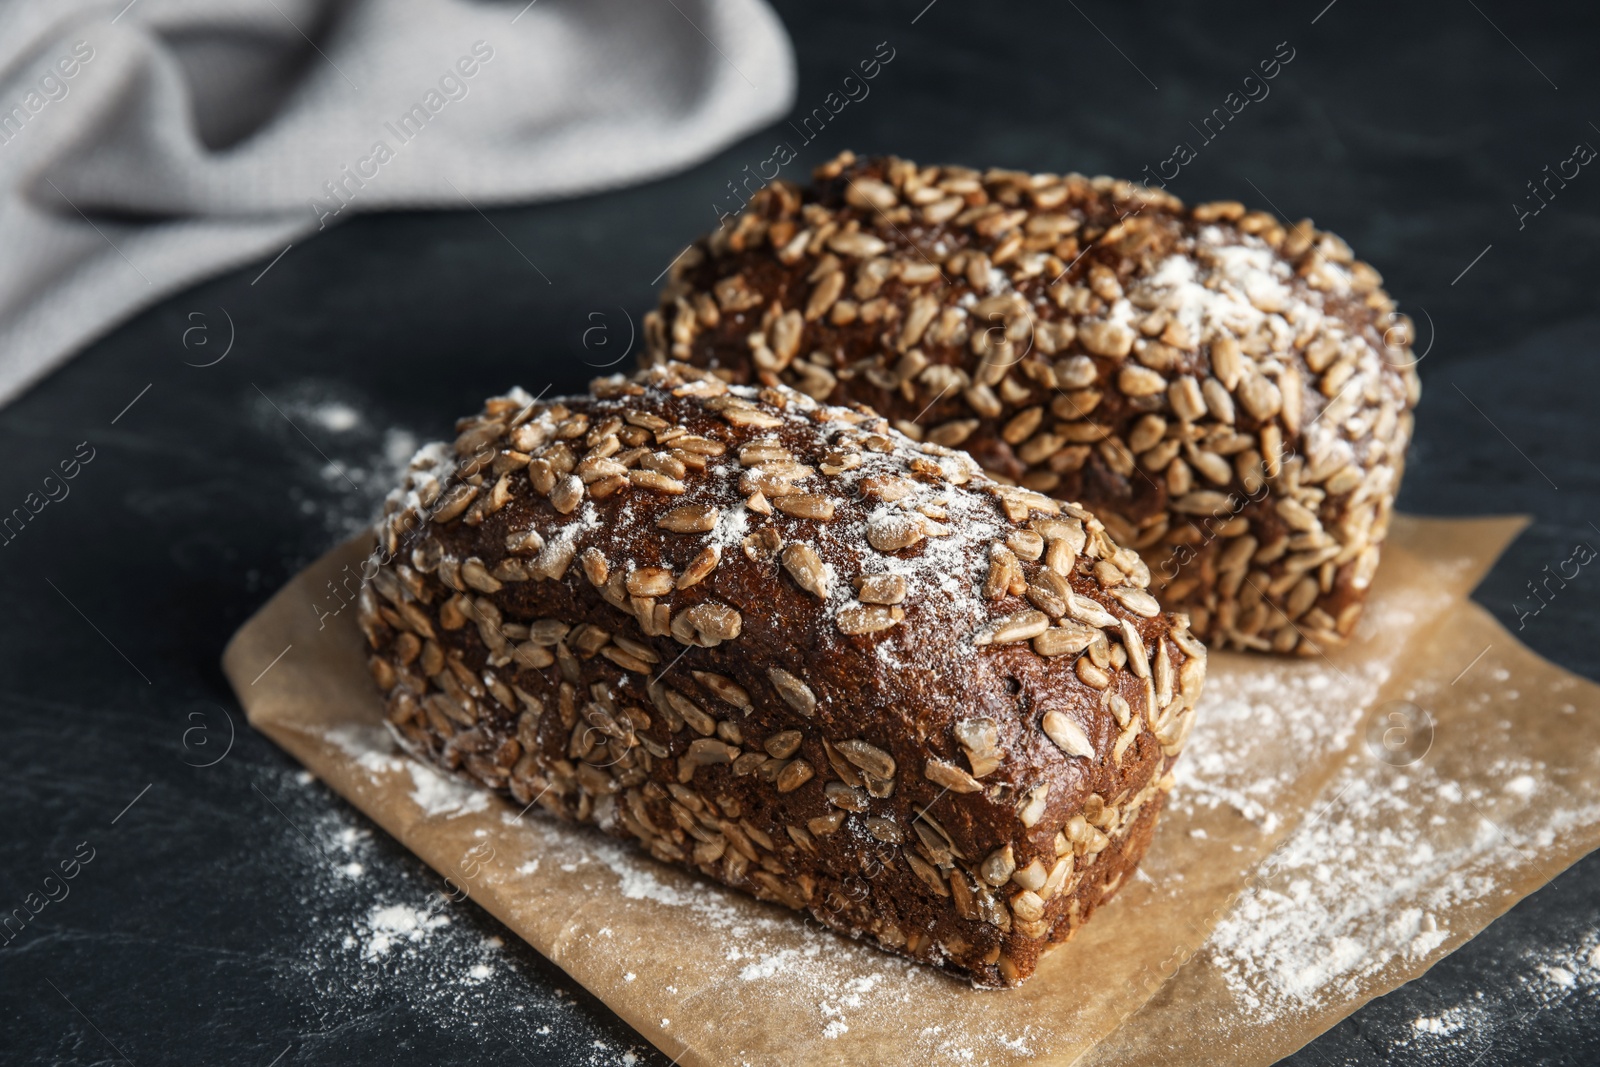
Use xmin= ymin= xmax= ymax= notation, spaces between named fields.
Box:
xmin=222 ymin=515 xmax=1600 ymax=1065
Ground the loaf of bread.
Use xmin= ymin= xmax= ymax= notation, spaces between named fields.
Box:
xmin=642 ymin=152 xmax=1421 ymax=654
xmin=358 ymin=364 xmax=1205 ymax=986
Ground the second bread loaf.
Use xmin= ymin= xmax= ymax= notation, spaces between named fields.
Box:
xmin=643 ymin=152 xmax=1421 ymax=655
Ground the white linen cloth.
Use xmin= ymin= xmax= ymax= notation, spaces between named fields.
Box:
xmin=0 ymin=0 xmax=794 ymax=405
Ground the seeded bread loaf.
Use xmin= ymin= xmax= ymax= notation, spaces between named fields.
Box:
xmin=642 ymin=152 xmax=1422 ymax=654
xmin=358 ymin=364 xmax=1205 ymax=987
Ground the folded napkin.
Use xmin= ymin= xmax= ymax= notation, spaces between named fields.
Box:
xmin=0 ymin=0 xmax=795 ymax=405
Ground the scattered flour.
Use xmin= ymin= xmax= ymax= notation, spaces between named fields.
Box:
xmin=1504 ymin=774 xmax=1537 ymax=798
xmin=1389 ymin=932 xmax=1600 ymax=1060
xmin=324 ymin=722 xmax=405 ymax=777
xmin=408 ymin=760 xmax=491 ymax=818
xmin=310 ymin=401 xmax=362 ymax=434
xmin=262 ymin=381 xmax=424 ymax=540
xmin=739 ymin=949 xmax=801 ymax=982
xmin=1202 ymin=744 xmax=1599 ymax=1031
xmin=258 ymin=765 xmax=654 ymax=1065
xmin=363 ymin=902 xmax=451 ymax=959
xmin=1411 ymin=1011 xmax=1466 ymax=1037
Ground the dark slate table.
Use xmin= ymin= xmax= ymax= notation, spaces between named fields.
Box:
xmin=3 ymin=1 xmax=1597 ymax=1063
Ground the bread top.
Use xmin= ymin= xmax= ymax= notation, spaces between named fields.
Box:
xmin=375 ymin=365 xmax=1203 ymax=864
xmin=648 ymin=150 xmax=1420 ymax=547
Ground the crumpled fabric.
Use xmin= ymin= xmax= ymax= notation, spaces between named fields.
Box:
xmin=0 ymin=0 xmax=795 ymax=405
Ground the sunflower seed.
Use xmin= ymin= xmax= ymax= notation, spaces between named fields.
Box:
xmin=835 ymin=739 xmax=895 ymax=779
xmin=1180 ymin=651 xmax=1206 ymax=706
xmin=738 ymin=439 xmax=792 ymax=465
xmin=523 ymin=620 xmax=569 ymax=647
xmin=504 ymin=528 xmax=544 ymax=555
xmin=1075 ymin=658 xmax=1112 ymax=689
xmin=828 ymin=230 xmax=888 ymax=258
xmin=626 ymin=567 xmax=674 ymax=597
xmin=631 ymin=469 xmax=686 ymax=494
xmin=984 ymin=544 xmax=1019 ymax=601
xmin=854 ymin=574 xmax=907 ymax=604
xmin=660 ymin=689 xmax=714 ymax=737
xmin=461 ymin=557 xmax=502 ymax=593
xmin=1120 ymin=619 xmax=1151 ymax=679
xmin=954 ymin=718 xmax=1001 ymax=777
xmin=612 ymin=635 xmax=659 ymax=665
xmin=1261 ymin=423 xmax=1284 ymax=477
xmin=776 ymin=759 xmax=815 ymax=793
xmin=685 ymin=738 xmax=737 ymax=766
xmin=824 ymin=781 xmax=869 ymax=811
xmin=731 ymin=751 xmax=768 ymax=776
xmin=1111 ymin=586 xmax=1161 ymax=618
xmin=836 ymin=603 xmax=904 ymax=634
xmin=1211 ymin=335 xmax=1243 ymax=388
xmin=578 ymin=549 xmax=609 ymax=587
xmin=864 ymin=816 xmax=902 ymax=843
xmin=1153 ymin=640 xmax=1175 ymax=709
xmin=1236 ymin=373 xmax=1282 ymax=420
xmin=819 ymin=449 xmax=862 ymax=476
xmin=1016 ymin=784 xmax=1049 ymax=827
xmin=906 ymin=850 xmax=950 ymax=897
xmin=1045 ymin=538 xmax=1077 ymax=576
xmin=773 ymin=493 xmax=835 ymax=520
xmin=432 ymin=484 xmax=478 ymax=523
xmin=780 ymin=543 xmax=829 ymax=598
xmin=658 ymin=504 xmax=720 ymax=532
xmin=763 ymin=730 xmax=803 ymax=759
xmin=862 ymin=771 xmax=895 ymax=799
xmin=600 ymin=645 xmax=653 ymax=674
xmin=975 ymin=847 xmax=1017 ymax=892
xmin=1001 ymin=406 xmax=1044 ymax=445
xmin=1276 ymin=496 xmax=1321 ymax=532
xmin=549 ymin=474 xmax=584 ymax=514
xmin=1119 ymin=365 xmax=1167 ymax=396
xmin=1203 ymin=376 xmax=1236 ymax=422
xmin=924 ymin=758 xmax=982 ymax=793
xmin=769 ymin=310 xmax=804 ymax=369
xmin=1041 ymin=710 xmax=1094 ymax=758
xmin=768 ymin=667 xmax=817 ymax=716
xmin=676 ymin=545 xmax=720 ymax=589
xmin=1287 ymin=575 xmax=1320 ymax=618
xmin=1025 ymin=578 xmax=1067 ymax=619
xmin=690 ymin=670 xmax=751 ymax=712
xmin=682 ymin=601 xmax=741 ymax=645
xmin=1187 ymin=444 xmax=1233 ymax=486
xmin=805 ymin=270 xmax=846 ymax=321
xmin=867 ymin=511 xmax=925 ymax=552
xmin=928 ymin=419 xmax=980 ymax=447
xmin=1033 ymin=625 xmax=1095 ymax=657
xmin=1006 ymin=529 xmax=1044 ymax=561
xmin=974 ymin=609 xmax=1049 ymax=646
xmin=673 ymin=434 xmax=726 ymax=457
xmin=1009 ymin=889 xmax=1045 ymax=922
xmin=1079 ymin=319 xmax=1135 ymax=358
xmin=899 ymin=294 xmax=940 ymax=349
xmin=1172 ymin=490 xmax=1236 ymax=516
xmin=576 ymin=456 xmax=628 ymax=483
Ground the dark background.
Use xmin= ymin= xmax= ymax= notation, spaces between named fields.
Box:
xmin=3 ymin=0 xmax=1598 ymax=1063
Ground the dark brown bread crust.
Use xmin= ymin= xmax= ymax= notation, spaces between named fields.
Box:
xmin=642 ymin=152 xmax=1422 ymax=655
xmin=358 ymin=365 xmax=1205 ymax=987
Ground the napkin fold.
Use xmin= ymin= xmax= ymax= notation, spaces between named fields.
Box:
xmin=0 ymin=0 xmax=795 ymax=405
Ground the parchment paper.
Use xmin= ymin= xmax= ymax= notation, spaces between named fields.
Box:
xmin=222 ymin=515 xmax=1600 ymax=1066
xmin=1085 ymin=522 xmax=1600 ymax=1066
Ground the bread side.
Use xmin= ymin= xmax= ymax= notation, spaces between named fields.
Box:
xmin=642 ymin=152 xmax=1421 ymax=654
xmin=359 ymin=365 xmax=1205 ymax=986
